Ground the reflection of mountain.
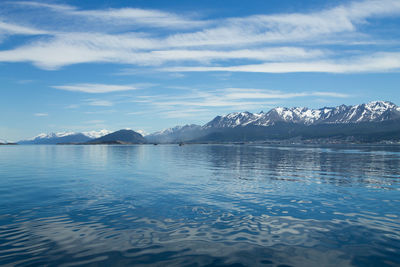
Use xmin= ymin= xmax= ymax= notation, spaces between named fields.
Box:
xmin=200 ymin=145 xmax=400 ymax=189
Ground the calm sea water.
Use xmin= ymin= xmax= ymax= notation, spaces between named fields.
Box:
xmin=0 ymin=144 xmax=399 ymax=266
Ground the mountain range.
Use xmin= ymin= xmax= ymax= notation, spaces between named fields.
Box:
xmin=0 ymin=139 xmax=16 ymax=145
xmin=18 ymin=130 xmax=111 ymax=145
xmin=13 ymin=101 xmax=400 ymax=144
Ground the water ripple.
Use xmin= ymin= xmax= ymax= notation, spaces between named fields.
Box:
xmin=0 ymin=144 xmax=399 ymax=266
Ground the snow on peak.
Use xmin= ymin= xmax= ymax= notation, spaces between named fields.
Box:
xmin=268 ymin=106 xmax=323 ymax=124
xmin=32 ymin=132 xmax=77 ymax=140
xmin=203 ymin=101 xmax=399 ymax=128
xmin=365 ymin=101 xmax=396 ymax=112
xmin=151 ymin=124 xmax=200 ymax=136
xmin=135 ymin=130 xmax=148 ymax=136
xmin=204 ymin=111 xmax=261 ymax=128
xmin=82 ymin=129 xmax=111 ymax=139
xmin=26 ymin=130 xmax=110 ymax=141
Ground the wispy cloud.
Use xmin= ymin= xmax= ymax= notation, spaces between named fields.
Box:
xmin=10 ymin=1 xmax=208 ymax=29
xmin=0 ymin=20 xmax=48 ymax=35
xmin=87 ymin=100 xmax=113 ymax=107
xmin=65 ymin=104 xmax=79 ymax=109
xmin=131 ymin=88 xmax=351 ymax=119
xmin=0 ymin=32 xmax=325 ymax=69
xmin=34 ymin=113 xmax=48 ymax=117
xmin=0 ymin=0 xmax=399 ymax=73
xmin=52 ymin=83 xmax=139 ymax=93
xmin=222 ymin=88 xmax=350 ymax=99
xmin=163 ymin=0 xmax=400 ymax=47
xmin=166 ymin=52 xmax=400 ymax=74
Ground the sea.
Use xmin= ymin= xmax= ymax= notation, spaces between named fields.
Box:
xmin=0 ymin=144 xmax=399 ymax=266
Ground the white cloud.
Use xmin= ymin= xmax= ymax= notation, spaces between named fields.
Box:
xmin=87 ymin=100 xmax=114 ymax=107
xmin=65 ymin=104 xmax=79 ymax=109
xmin=10 ymin=1 xmax=208 ymax=29
xmin=0 ymin=32 xmax=326 ymax=69
xmin=9 ymin=2 xmax=75 ymax=12
xmin=0 ymin=0 xmax=399 ymax=73
xmin=166 ymin=52 xmax=400 ymax=74
xmin=0 ymin=20 xmax=48 ymax=43
xmin=34 ymin=113 xmax=48 ymax=117
xmin=164 ymin=0 xmax=400 ymax=47
xmin=223 ymin=88 xmax=350 ymax=99
xmin=0 ymin=20 xmax=48 ymax=35
xmin=52 ymin=83 xmax=138 ymax=93
xmin=132 ymin=88 xmax=351 ymax=119
xmin=84 ymin=110 xmax=116 ymax=114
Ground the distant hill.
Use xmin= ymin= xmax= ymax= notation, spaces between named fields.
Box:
xmin=19 ymin=133 xmax=92 ymax=144
xmin=18 ymin=130 xmax=110 ymax=144
xmin=87 ymin=129 xmax=146 ymax=144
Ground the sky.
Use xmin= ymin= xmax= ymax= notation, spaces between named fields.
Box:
xmin=1 ymin=0 xmax=400 ymax=140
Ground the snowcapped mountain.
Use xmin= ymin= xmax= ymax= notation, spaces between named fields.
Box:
xmin=12 ymin=101 xmax=400 ymax=144
xmin=190 ymin=101 xmax=400 ymax=143
xmin=205 ymin=101 xmax=400 ymax=128
xmin=146 ymin=124 xmax=202 ymax=143
xmin=19 ymin=130 xmax=110 ymax=144
xmin=30 ymin=132 xmax=77 ymax=140
xmin=203 ymin=112 xmax=262 ymax=128
xmin=82 ymin=130 xmax=111 ymax=139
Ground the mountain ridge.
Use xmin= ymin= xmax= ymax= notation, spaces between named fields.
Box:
xmin=15 ymin=101 xmax=400 ymax=144
xmin=203 ymin=101 xmax=400 ymax=129
xmin=150 ymin=101 xmax=400 ymax=143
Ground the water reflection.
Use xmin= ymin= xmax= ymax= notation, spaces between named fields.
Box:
xmin=0 ymin=144 xmax=399 ymax=266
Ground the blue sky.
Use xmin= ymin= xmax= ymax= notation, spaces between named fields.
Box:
xmin=1 ymin=0 xmax=400 ymax=140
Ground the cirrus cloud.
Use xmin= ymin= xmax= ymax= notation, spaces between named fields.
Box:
xmin=0 ymin=0 xmax=399 ymax=73
xmin=52 ymin=83 xmax=139 ymax=93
